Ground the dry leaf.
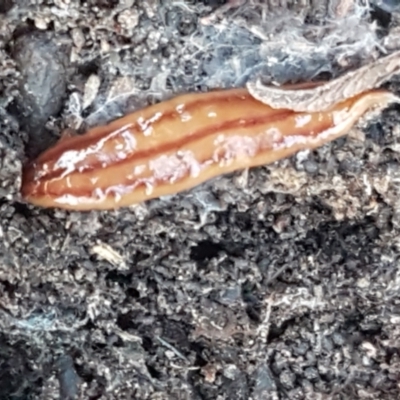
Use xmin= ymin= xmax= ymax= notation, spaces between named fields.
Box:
xmin=247 ymin=50 xmax=400 ymax=112
xmin=90 ymin=242 xmax=127 ymax=270
xmin=83 ymin=74 xmax=101 ymax=110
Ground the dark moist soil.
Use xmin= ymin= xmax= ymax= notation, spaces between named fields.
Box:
xmin=1 ymin=1 xmax=400 ymax=399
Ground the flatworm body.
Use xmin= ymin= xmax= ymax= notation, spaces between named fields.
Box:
xmin=21 ymin=87 xmax=397 ymax=210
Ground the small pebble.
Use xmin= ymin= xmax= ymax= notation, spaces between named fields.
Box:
xmin=12 ymin=31 xmax=69 ymax=157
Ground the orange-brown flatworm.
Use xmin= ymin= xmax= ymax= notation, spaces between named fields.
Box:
xmin=20 ymin=85 xmax=398 ymax=211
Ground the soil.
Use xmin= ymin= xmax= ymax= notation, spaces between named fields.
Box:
xmin=1 ymin=1 xmax=400 ymax=399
